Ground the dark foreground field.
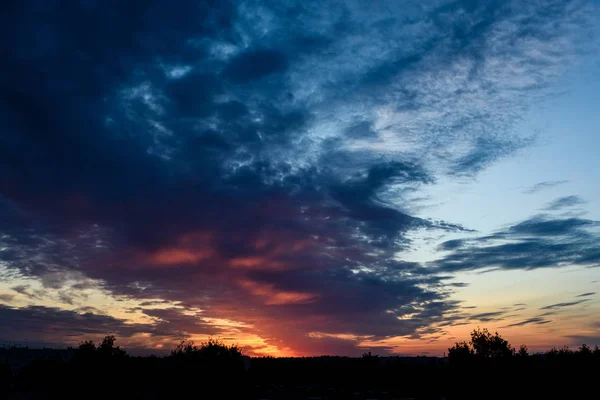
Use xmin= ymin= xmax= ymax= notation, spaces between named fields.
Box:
xmin=1 ymin=334 xmax=599 ymax=399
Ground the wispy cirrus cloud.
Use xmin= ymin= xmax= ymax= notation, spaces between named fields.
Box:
xmin=576 ymin=292 xmax=596 ymax=298
xmin=543 ymin=195 xmax=587 ymax=211
xmin=540 ymin=300 xmax=590 ymax=310
xmin=523 ymin=180 xmax=569 ymax=194
xmin=506 ymin=317 xmax=551 ymax=327
xmin=433 ymin=215 xmax=600 ymax=273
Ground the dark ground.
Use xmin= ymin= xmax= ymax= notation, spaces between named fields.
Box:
xmin=1 ymin=347 xmax=599 ymax=399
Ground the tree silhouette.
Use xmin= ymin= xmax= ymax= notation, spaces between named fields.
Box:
xmin=76 ymin=339 xmax=96 ymax=361
xmin=517 ymin=344 xmax=529 ymax=357
xmin=447 ymin=341 xmax=473 ymax=363
xmin=76 ymin=335 xmax=126 ymax=361
xmin=78 ymin=340 xmax=96 ymax=353
xmin=448 ymin=328 xmax=514 ymax=364
xmin=97 ymin=335 xmax=127 ymax=358
xmin=469 ymin=328 xmax=513 ymax=358
xmin=578 ymin=344 xmax=592 ymax=356
xmin=547 ymin=345 xmax=573 ymax=361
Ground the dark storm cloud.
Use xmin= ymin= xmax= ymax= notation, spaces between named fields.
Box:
xmin=0 ymin=0 xmax=596 ymax=354
xmin=543 ymin=195 xmax=587 ymax=211
xmin=523 ymin=180 xmax=569 ymax=194
xmin=431 ymin=215 xmax=600 ymax=273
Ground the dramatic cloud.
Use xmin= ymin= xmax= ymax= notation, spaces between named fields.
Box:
xmin=0 ymin=0 xmax=598 ymax=354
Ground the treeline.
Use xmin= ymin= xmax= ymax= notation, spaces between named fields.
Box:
xmin=1 ymin=337 xmax=247 ymax=399
xmin=443 ymin=329 xmax=600 ymax=399
xmin=448 ymin=327 xmax=600 ymax=363
xmin=1 ymin=330 xmax=599 ymax=399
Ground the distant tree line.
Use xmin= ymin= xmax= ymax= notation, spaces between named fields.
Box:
xmin=445 ymin=328 xmax=599 ymax=399
xmin=0 ymin=330 xmax=599 ymax=399
xmin=1 ymin=336 xmax=246 ymax=398
xmin=447 ymin=327 xmax=600 ymax=364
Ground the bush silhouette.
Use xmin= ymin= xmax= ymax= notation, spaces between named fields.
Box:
xmin=170 ymin=337 xmax=242 ymax=359
xmin=447 ymin=341 xmax=473 ymax=363
xmin=168 ymin=337 xmax=244 ymax=377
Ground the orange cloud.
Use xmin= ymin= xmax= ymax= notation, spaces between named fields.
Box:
xmin=229 ymin=256 xmax=285 ymax=270
xmin=239 ymin=279 xmax=318 ymax=305
xmin=133 ymin=232 xmax=215 ymax=267
xmin=148 ymin=248 xmax=213 ymax=265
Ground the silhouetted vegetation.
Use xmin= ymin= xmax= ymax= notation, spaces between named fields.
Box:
xmin=444 ymin=328 xmax=599 ymax=399
xmin=447 ymin=328 xmax=514 ymax=363
xmin=75 ymin=335 xmax=127 ymax=361
xmin=170 ymin=337 xmax=242 ymax=361
xmin=1 ymin=330 xmax=599 ymax=399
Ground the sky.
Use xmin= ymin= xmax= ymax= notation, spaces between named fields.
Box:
xmin=1 ymin=0 xmax=599 ymax=357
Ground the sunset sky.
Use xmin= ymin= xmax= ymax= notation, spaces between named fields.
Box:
xmin=1 ymin=0 xmax=600 ymax=356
